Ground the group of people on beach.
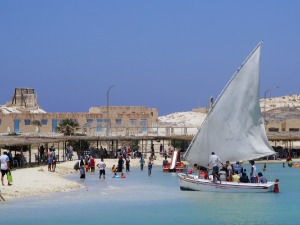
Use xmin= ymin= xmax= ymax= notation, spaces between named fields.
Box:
xmin=74 ymin=155 xmax=106 ymax=179
xmin=73 ymin=148 xmax=156 ymax=180
xmin=111 ymin=150 xmax=154 ymax=176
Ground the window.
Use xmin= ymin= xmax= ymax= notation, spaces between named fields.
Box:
xmin=24 ymin=119 xmax=31 ymax=125
xmin=115 ymin=118 xmax=122 ymax=124
xmin=130 ymin=119 xmax=137 ymax=125
xmin=140 ymin=119 xmax=147 ymax=132
xmin=0 ymin=119 xmax=1 ymax=125
xmin=289 ymin=128 xmax=299 ymax=132
xmin=96 ymin=118 xmax=103 ymax=132
xmin=52 ymin=119 xmax=58 ymax=133
xmin=268 ymin=128 xmax=279 ymax=132
xmin=87 ymin=119 xmax=93 ymax=124
xmin=41 ymin=119 xmax=48 ymax=125
xmin=282 ymin=128 xmax=286 ymax=132
xmin=140 ymin=119 xmax=147 ymax=126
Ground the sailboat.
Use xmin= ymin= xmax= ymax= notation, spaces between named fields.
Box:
xmin=177 ymin=42 xmax=279 ymax=193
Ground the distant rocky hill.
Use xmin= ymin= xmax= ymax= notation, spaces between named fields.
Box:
xmin=159 ymin=94 xmax=300 ymax=127
xmin=260 ymin=95 xmax=300 ymax=122
xmin=158 ymin=111 xmax=206 ymax=128
xmin=259 ymin=94 xmax=300 ymax=112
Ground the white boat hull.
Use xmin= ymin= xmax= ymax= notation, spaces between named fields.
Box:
xmin=178 ymin=173 xmax=276 ymax=193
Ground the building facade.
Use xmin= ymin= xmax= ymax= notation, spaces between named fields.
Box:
xmin=0 ymin=107 xmax=158 ymax=135
xmin=0 ymin=88 xmax=158 ymax=135
xmin=265 ymin=107 xmax=300 ymax=133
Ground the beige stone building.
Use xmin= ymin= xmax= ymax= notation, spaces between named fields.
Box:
xmin=265 ymin=107 xmax=300 ymax=132
xmin=0 ymin=88 xmax=158 ymax=135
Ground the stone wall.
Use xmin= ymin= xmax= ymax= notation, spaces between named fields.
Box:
xmin=267 ymin=119 xmax=300 ymax=132
xmin=0 ymin=106 xmax=158 ymax=135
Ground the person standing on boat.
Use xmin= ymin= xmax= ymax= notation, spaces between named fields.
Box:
xmin=207 ymin=152 xmax=223 ymax=183
xmin=250 ymin=161 xmax=257 ymax=183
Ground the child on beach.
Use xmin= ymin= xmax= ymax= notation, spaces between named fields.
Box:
xmin=85 ymin=155 xmax=90 ymax=172
xmin=111 ymin=165 xmax=117 ymax=173
xmin=112 ymin=173 xmax=120 ymax=178
xmin=139 ymin=156 xmax=145 ymax=171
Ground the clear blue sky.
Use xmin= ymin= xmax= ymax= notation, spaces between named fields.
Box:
xmin=1 ymin=1 xmax=299 ymax=116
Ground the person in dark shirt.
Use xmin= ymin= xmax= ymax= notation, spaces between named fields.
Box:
xmin=118 ymin=156 xmax=124 ymax=172
xmin=239 ymin=172 xmax=250 ymax=183
xmin=162 ymin=156 xmax=168 ymax=167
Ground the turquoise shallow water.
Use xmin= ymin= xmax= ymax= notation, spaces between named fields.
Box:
xmin=0 ymin=162 xmax=299 ymax=225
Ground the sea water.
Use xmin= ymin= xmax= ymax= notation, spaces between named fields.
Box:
xmin=0 ymin=162 xmax=299 ymax=225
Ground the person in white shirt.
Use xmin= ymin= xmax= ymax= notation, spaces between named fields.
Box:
xmin=250 ymin=160 xmax=257 ymax=183
xmin=97 ymin=158 xmax=106 ymax=179
xmin=0 ymin=151 xmax=12 ymax=186
xmin=207 ymin=152 xmax=223 ymax=183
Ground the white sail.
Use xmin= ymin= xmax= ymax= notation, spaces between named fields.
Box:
xmin=184 ymin=43 xmax=275 ymax=167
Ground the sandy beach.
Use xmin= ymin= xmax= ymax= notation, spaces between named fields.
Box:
xmin=0 ymin=156 xmax=165 ymax=200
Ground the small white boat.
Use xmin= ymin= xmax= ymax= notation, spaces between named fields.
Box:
xmin=178 ymin=42 xmax=279 ymax=193
xmin=178 ymin=174 xmax=277 ymax=193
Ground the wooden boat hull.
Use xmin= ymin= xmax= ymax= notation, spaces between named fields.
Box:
xmin=177 ymin=173 xmax=276 ymax=193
